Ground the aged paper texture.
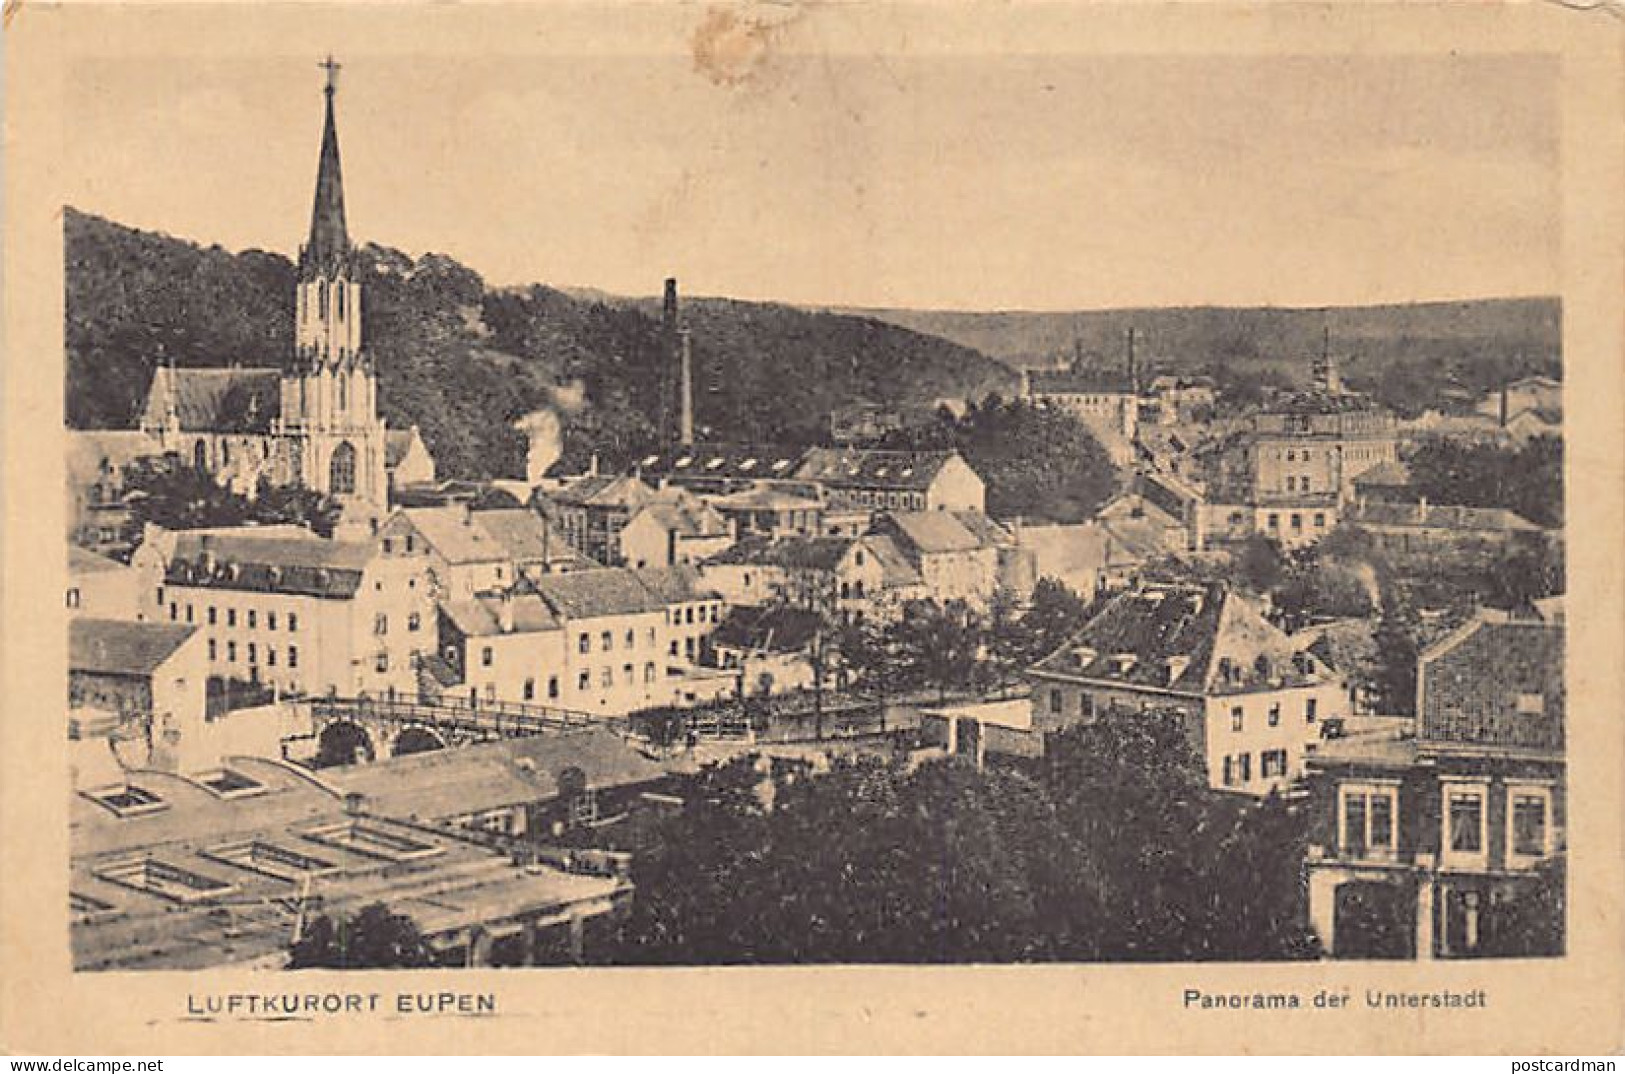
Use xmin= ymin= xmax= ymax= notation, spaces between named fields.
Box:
xmin=4 ymin=0 xmax=1623 ymax=1056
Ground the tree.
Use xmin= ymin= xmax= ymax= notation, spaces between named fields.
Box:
xmin=120 ymin=460 xmax=342 ymax=542
xmin=288 ymin=902 xmax=432 ymax=969
xmin=1371 ymin=587 xmax=1422 ymax=716
xmin=1234 ymin=535 xmax=1286 ymax=594
xmin=253 ymin=478 xmax=342 ymax=537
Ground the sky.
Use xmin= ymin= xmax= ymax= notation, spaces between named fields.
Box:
xmin=63 ymin=43 xmax=1559 ymax=312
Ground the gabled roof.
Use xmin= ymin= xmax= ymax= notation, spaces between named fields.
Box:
xmin=532 ymin=568 xmax=666 ymax=620
xmin=139 ymin=368 xmax=282 ymax=434
xmin=711 ymin=604 xmax=824 ymax=654
xmin=390 ymin=506 xmax=507 ymax=565
xmin=629 ymin=500 xmax=730 ymax=539
xmin=547 ymin=473 xmax=659 ymax=510
xmin=70 ymin=618 xmax=196 ymax=678
xmin=795 ymin=448 xmax=963 ymax=491
xmin=473 ymin=508 xmax=589 ymax=566
xmin=1352 ymin=460 xmax=1412 ymax=488
xmin=440 ymin=592 xmax=560 ymax=637
xmin=702 ymin=534 xmax=857 ymax=572
xmin=1030 ymin=582 xmax=1332 ymax=696
xmin=881 ymin=511 xmax=982 ymax=554
xmin=166 ymin=530 xmax=373 ymax=599
xmin=632 ymin=565 xmax=720 ymax=605
xmin=864 ymin=534 xmax=925 ymax=587
xmin=384 ymin=428 xmax=424 ymax=469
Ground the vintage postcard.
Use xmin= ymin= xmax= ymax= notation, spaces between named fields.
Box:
xmin=3 ymin=0 xmax=1623 ymax=1056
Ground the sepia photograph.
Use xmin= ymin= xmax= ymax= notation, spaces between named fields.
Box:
xmin=6 ymin=0 xmax=1624 ymax=1057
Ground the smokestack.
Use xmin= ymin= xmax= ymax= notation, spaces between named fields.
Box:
xmin=663 ymin=278 xmax=678 ymax=332
xmin=679 ymin=328 xmax=695 ymax=446
xmin=1499 ymin=384 xmax=1509 ymax=427
xmin=1127 ymin=327 xmax=1137 ymax=392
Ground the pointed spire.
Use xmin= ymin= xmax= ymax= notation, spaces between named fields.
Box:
xmin=302 ymin=56 xmax=349 ymax=277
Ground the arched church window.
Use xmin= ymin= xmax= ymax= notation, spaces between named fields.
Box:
xmin=221 ymin=441 xmax=231 ymax=466
xmin=337 ymin=284 xmax=346 ymax=319
xmin=330 ymin=441 xmax=357 ymax=495
xmin=319 ymin=279 xmax=329 ymax=318
xmin=337 ymin=372 xmax=348 ymax=411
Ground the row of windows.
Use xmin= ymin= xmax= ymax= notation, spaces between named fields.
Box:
xmin=575 ymin=627 xmax=659 ymax=656
xmin=847 ymin=489 xmax=926 ymax=510
xmin=1338 ymin=781 xmax=1552 ymax=862
xmin=168 ymin=598 xmax=299 ymax=633
xmin=669 ymin=604 xmax=722 ymax=627
xmin=1221 ymin=749 xmax=1288 ymax=786
xmin=208 ymin=639 xmax=299 ymax=668
xmin=1230 ymin=697 xmax=1316 ymax=732
xmin=373 ymin=613 xmax=422 ymax=635
xmin=1265 ymin=511 xmax=1329 ymax=532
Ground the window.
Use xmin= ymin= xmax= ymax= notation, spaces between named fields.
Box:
xmin=227 ymin=641 xmax=237 ymax=662
xmin=481 ymin=646 xmax=494 ymax=668
xmin=185 ymin=604 xmax=194 ymax=623
xmin=372 ymin=614 xmax=387 ymax=636
xmin=1231 ymin=706 xmax=1243 ymax=732
xmin=622 ymin=663 xmax=634 ymax=685
xmin=647 ymin=627 xmax=657 ymax=646
xmin=601 ymin=630 xmax=613 ymax=652
xmin=578 ymin=633 xmax=590 ymax=655
xmin=405 ymin=535 xmax=415 ymax=553
xmin=485 ymin=683 xmax=497 ymax=702
xmin=1314 ymin=513 xmax=1326 ymax=528
xmin=1080 ymin=693 xmax=1095 ymax=718
xmin=685 ymin=607 xmax=695 ymax=625
xmin=208 ymin=606 xmax=218 ymax=626
xmin=578 ymin=671 xmax=591 ymax=691
xmin=227 ymin=609 xmax=237 ymax=628
xmin=288 ymin=645 xmax=299 ymax=668
xmin=600 ymin=668 xmax=613 ymax=688
xmin=267 ymin=611 xmax=277 ymax=631
xmin=1306 ymin=697 xmax=1318 ymax=723
xmin=288 ymin=613 xmax=298 ymax=633
xmin=1268 ymin=703 xmax=1280 ymax=727
xmin=625 ymin=628 xmax=636 ymax=647
xmin=685 ymin=637 xmax=696 ymax=660
xmin=207 ymin=639 xmax=217 ymax=660
xmin=1340 ymin=784 xmax=1397 ymax=857
xmin=644 ymin=662 xmax=656 ymax=684
xmin=329 ymin=442 xmax=357 ymax=495
xmin=1222 ymin=756 xmax=1236 ymax=786
xmin=65 ymin=588 xmax=82 ymax=610
xmin=1290 ymin=514 xmax=1303 ymax=531
xmin=1285 ymin=476 xmax=1296 ymax=492
xmin=1267 ymin=514 xmax=1279 ymax=530
xmin=1509 ymin=787 xmax=1551 ymax=859
xmin=267 ymin=647 xmax=277 ymax=667
xmin=1516 ymin=693 xmax=1545 ymax=716
xmin=548 ymin=676 xmax=559 ymax=700
xmin=408 ymin=612 xmax=421 ymax=633
xmin=1237 ymin=753 xmax=1251 ymax=782
xmin=375 ymin=652 xmax=389 ymax=673
xmin=247 ymin=643 xmax=257 ymax=665
xmin=1447 ymin=786 xmax=1485 ymax=854
xmin=156 ymin=586 xmax=165 ymax=606
xmin=169 ymin=602 xmax=178 ymax=621
xmin=1050 ymin=690 xmax=1063 ymax=714
xmin=246 ymin=610 xmax=256 ymax=629
xmin=523 ymin=678 xmax=536 ymax=701
xmin=670 ymin=640 xmax=679 ymax=657
xmin=1260 ymin=748 xmax=1288 ymax=778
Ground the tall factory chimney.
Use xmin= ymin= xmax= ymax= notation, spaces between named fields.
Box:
xmin=679 ymin=328 xmax=695 ymax=445
xmin=1126 ymin=326 xmax=1137 ymax=392
xmin=663 ymin=277 xmax=678 ymax=331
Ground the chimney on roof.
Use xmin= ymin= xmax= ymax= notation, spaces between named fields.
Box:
xmin=461 ymin=501 xmax=474 ymax=527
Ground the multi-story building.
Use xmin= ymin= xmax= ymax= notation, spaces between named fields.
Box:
xmin=620 ymin=500 xmax=733 ymax=570
xmin=634 ymin=566 xmax=725 ymax=667
xmin=528 ymin=569 xmax=673 ymax=717
xmin=871 ymin=510 xmax=1030 ymax=609
xmin=130 ymin=527 xmax=433 ymax=698
xmin=538 ymin=474 xmax=664 ymax=567
xmin=700 ymin=534 xmax=924 ymax=622
xmin=1304 ymin=610 xmax=1565 ymax=959
xmin=794 ymin=448 xmax=986 ymax=514
xmin=1023 ymin=366 xmax=1139 ymax=465
xmin=1027 ymin=582 xmax=1348 ymax=795
xmin=380 ymin=505 xmax=591 ymax=604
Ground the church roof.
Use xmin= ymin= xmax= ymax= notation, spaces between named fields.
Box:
xmin=139 ymin=368 xmax=281 ymax=435
xmin=301 ymin=76 xmax=350 ymax=275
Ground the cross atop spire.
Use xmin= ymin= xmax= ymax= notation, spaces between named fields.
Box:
xmin=301 ymin=57 xmax=350 ymax=277
xmin=320 ymin=54 xmax=341 ymax=96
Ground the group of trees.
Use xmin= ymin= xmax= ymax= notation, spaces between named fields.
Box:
xmin=118 ymin=458 xmax=342 ymax=542
xmin=877 ymin=395 xmax=1119 ymax=523
xmin=607 ymin=713 xmax=1319 ymax=964
xmin=1405 ymin=435 xmax=1564 ymax=530
xmin=289 ymin=903 xmax=432 ymax=969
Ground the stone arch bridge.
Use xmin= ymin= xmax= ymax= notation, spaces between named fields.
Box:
xmin=290 ymin=693 xmax=599 ymax=766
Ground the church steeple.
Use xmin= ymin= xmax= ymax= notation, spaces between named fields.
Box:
xmin=301 ymin=56 xmax=350 ymax=277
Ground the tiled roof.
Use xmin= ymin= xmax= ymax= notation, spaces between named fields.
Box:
xmin=166 ymin=530 xmax=372 ymax=599
xmin=708 ymin=485 xmax=824 ymax=512
xmin=632 ymin=565 xmax=720 ymax=605
xmin=702 ymin=535 xmax=856 ymax=572
xmin=70 ymin=618 xmax=197 ymax=678
xmin=795 ymin=448 xmax=960 ymax=491
xmin=547 ymin=474 xmax=659 ymax=510
xmin=139 ymin=368 xmax=282 ymax=434
xmin=532 ymin=568 xmax=666 ymax=620
xmin=392 ymin=506 xmax=507 ymax=565
xmin=440 ymin=592 xmax=561 ymax=637
xmin=1030 ymin=582 xmax=1332 ymax=696
xmin=473 ymin=508 xmax=586 ymax=565
xmin=1352 ymin=460 xmax=1412 ymax=487
xmin=864 ymin=535 xmax=925 ymax=587
xmin=1418 ymin=613 xmax=1564 ymax=752
xmin=711 ymin=604 xmax=824 ymax=654
xmin=882 ymin=511 xmax=983 ymax=555
xmin=630 ymin=500 xmax=730 ymax=539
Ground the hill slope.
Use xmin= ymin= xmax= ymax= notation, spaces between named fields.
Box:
xmin=64 ymin=209 xmax=1016 ymax=479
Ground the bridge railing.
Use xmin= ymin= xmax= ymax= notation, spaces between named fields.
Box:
xmin=306 ymin=692 xmax=600 ymax=735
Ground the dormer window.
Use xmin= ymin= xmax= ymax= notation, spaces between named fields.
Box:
xmin=1110 ymin=653 xmax=1138 ymax=675
xmin=1071 ymin=646 xmax=1097 ymax=669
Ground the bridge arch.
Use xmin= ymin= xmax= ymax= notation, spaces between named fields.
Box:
xmin=390 ymin=724 xmax=449 ymax=758
xmin=313 ymin=719 xmax=376 ymax=768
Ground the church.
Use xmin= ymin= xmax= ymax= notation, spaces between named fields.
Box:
xmin=69 ymin=61 xmax=433 ymax=545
